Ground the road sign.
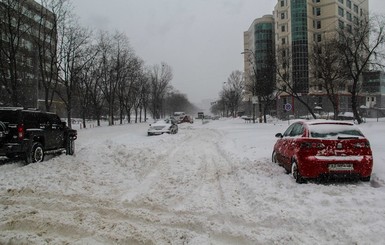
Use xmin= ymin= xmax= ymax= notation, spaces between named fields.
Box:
xmin=284 ymin=103 xmax=292 ymax=112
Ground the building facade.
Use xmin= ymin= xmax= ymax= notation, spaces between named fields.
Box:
xmin=362 ymin=71 xmax=385 ymax=118
xmin=0 ymin=0 xmax=57 ymax=109
xmin=244 ymin=0 xmax=372 ymax=119
xmin=243 ymin=15 xmax=275 ymax=120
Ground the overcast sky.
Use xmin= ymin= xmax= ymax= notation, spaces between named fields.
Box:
xmin=73 ymin=0 xmax=385 ymax=104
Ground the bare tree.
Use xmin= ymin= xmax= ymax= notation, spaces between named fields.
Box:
xmin=338 ymin=14 xmax=385 ymax=124
xmin=88 ymin=58 xmax=106 ymax=127
xmin=75 ymin=41 xmax=99 ymax=128
xmin=138 ymin=70 xmax=151 ymax=122
xmin=243 ymin=50 xmax=276 ymax=122
xmin=164 ymin=90 xmax=198 ymax=116
xmin=221 ymin=70 xmax=244 ymax=117
xmin=34 ymin=0 xmax=71 ymax=112
xmin=149 ymin=62 xmax=173 ymax=119
xmin=310 ymin=38 xmax=349 ymax=120
xmin=107 ymin=32 xmax=135 ymax=125
xmin=56 ymin=15 xmax=92 ymax=128
xmin=94 ymin=31 xmax=117 ymax=125
xmin=120 ymin=55 xmax=142 ymax=124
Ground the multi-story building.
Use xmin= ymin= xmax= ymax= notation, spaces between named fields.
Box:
xmin=243 ymin=15 xmax=275 ymax=120
xmin=362 ymin=71 xmax=385 ymax=117
xmin=0 ymin=0 xmax=57 ymax=109
xmin=244 ymin=0 xmax=371 ymax=119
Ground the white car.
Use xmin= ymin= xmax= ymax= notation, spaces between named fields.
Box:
xmin=147 ymin=119 xmax=178 ymax=136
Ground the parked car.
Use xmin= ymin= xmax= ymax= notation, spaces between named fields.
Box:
xmin=0 ymin=107 xmax=77 ymax=164
xmin=272 ymin=120 xmax=373 ymax=183
xmin=180 ymin=115 xmax=193 ymax=124
xmin=148 ymin=118 xmax=178 ymax=136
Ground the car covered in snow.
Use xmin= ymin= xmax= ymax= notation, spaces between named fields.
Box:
xmin=272 ymin=120 xmax=373 ymax=183
xmin=147 ymin=118 xmax=178 ymax=136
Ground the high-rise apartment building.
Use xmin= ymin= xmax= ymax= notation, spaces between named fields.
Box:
xmin=244 ymin=0 xmax=370 ymax=118
xmin=243 ymin=15 xmax=275 ymax=119
xmin=0 ymin=0 xmax=57 ymax=108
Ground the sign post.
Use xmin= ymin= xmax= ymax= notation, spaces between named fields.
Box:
xmin=284 ymin=103 xmax=292 ymax=125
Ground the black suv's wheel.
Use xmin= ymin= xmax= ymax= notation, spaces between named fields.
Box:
xmin=66 ymin=139 xmax=75 ymax=155
xmin=26 ymin=142 xmax=44 ymax=164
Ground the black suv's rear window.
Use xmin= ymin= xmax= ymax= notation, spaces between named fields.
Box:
xmin=0 ymin=110 xmax=19 ymax=124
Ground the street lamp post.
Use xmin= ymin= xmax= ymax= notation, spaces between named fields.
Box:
xmin=242 ymin=49 xmax=259 ymax=123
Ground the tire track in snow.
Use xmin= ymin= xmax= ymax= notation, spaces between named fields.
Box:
xmin=116 ymin=126 xmax=261 ymax=243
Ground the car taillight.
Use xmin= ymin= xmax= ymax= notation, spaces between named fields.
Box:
xmin=17 ymin=124 xmax=25 ymax=140
xmin=354 ymin=141 xmax=371 ymax=148
xmin=300 ymin=142 xmax=325 ymax=149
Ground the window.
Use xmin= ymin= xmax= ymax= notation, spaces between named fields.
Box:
xmin=316 ymin=33 xmax=322 ymax=42
xmin=347 ymin=12 xmax=352 ymax=22
xmin=338 ymin=7 xmax=344 ymax=17
xmin=281 ymin=0 xmax=285 ymax=7
xmin=281 ymin=25 xmax=286 ymax=32
xmin=283 ymin=123 xmax=296 ymax=137
xmin=316 ymin=8 xmax=321 ymax=16
xmin=339 ymin=20 xmax=345 ymax=29
xmin=347 ymin=24 xmax=352 ymax=33
xmin=354 ymin=16 xmax=359 ymax=25
xmin=347 ymin=0 xmax=352 ymax=9
xmin=281 ymin=12 xmax=285 ymax=19
xmin=289 ymin=123 xmax=304 ymax=137
xmin=316 ymin=21 xmax=321 ymax=29
xmin=282 ymin=38 xmax=286 ymax=45
xmin=317 ymin=97 xmax=323 ymax=107
xmin=354 ymin=4 xmax=359 ymax=13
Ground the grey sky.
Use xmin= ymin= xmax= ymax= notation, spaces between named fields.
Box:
xmin=73 ymin=0 xmax=385 ymax=104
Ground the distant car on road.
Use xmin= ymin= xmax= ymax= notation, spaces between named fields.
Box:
xmin=272 ymin=120 xmax=373 ymax=183
xmin=148 ymin=118 xmax=178 ymax=136
xmin=179 ymin=115 xmax=193 ymax=124
xmin=173 ymin=112 xmax=186 ymax=123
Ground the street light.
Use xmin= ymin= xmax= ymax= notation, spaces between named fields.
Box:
xmin=241 ymin=49 xmax=261 ymax=123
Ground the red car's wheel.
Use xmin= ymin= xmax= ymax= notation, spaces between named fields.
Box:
xmin=271 ymin=151 xmax=277 ymax=163
xmin=272 ymin=151 xmax=284 ymax=167
xmin=291 ymin=160 xmax=306 ymax=184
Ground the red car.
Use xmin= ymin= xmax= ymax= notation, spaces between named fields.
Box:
xmin=272 ymin=120 xmax=373 ymax=183
xmin=179 ymin=115 xmax=194 ymax=124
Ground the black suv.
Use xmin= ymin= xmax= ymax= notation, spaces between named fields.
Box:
xmin=0 ymin=107 xmax=77 ymax=164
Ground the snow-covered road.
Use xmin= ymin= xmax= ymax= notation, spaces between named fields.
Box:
xmin=0 ymin=119 xmax=385 ymax=244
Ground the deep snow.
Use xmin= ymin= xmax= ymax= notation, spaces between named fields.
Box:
xmin=0 ymin=118 xmax=384 ymax=245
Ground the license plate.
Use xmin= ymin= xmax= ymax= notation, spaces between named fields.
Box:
xmin=328 ymin=164 xmax=354 ymax=171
